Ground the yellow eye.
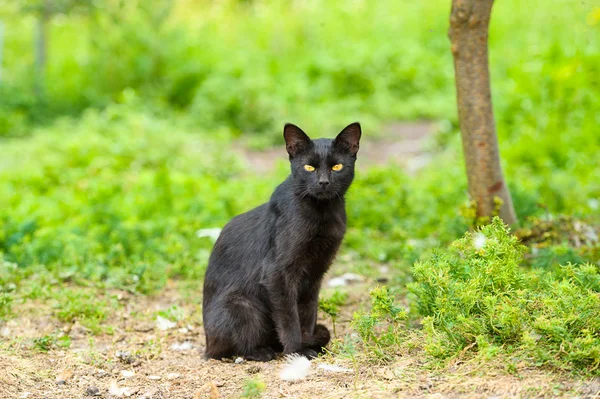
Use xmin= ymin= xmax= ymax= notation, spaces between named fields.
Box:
xmin=304 ymin=165 xmax=315 ymax=172
xmin=332 ymin=164 xmax=343 ymax=171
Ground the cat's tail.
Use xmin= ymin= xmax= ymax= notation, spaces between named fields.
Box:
xmin=302 ymin=324 xmax=331 ymax=351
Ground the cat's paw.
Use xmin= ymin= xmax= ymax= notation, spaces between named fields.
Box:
xmin=296 ymin=348 xmax=318 ymax=360
xmin=244 ymin=347 xmax=277 ymax=362
xmin=301 ymin=324 xmax=331 ymax=350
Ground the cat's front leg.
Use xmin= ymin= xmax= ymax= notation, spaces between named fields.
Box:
xmin=298 ymin=282 xmax=320 ymax=336
xmin=265 ymin=272 xmax=316 ymax=358
xmin=299 ymin=283 xmax=330 ymax=354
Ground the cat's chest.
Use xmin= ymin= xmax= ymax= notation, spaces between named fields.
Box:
xmin=271 ymin=201 xmax=347 ymax=248
xmin=300 ymin=209 xmax=346 ymax=239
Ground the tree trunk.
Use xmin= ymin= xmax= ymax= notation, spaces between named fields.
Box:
xmin=449 ymin=0 xmax=517 ymax=225
xmin=34 ymin=1 xmax=49 ymax=97
xmin=0 ymin=21 xmax=4 ymax=84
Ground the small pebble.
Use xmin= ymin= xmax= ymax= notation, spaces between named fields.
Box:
xmin=234 ymin=357 xmax=245 ymax=364
xmin=148 ymin=375 xmax=162 ymax=380
xmin=121 ymin=370 xmax=135 ymax=378
xmin=170 ymin=341 xmax=193 ymax=351
xmin=56 ymin=380 xmax=66 ymax=386
xmin=167 ymin=373 xmax=180 ymax=380
xmin=86 ymin=386 xmax=100 ymax=396
xmin=116 ymin=350 xmax=135 ymax=364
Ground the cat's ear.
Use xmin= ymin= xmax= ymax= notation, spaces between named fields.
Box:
xmin=284 ymin=123 xmax=311 ymax=157
xmin=333 ymin=122 xmax=361 ymax=155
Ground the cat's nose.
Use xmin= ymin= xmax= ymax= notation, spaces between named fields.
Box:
xmin=318 ymin=180 xmax=330 ymax=187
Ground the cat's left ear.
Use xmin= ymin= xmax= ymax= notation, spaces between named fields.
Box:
xmin=333 ymin=122 xmax=361 ymax=156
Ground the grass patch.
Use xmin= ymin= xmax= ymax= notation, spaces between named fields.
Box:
xmin=33 ymin=333 xmax=71 ymax=353
xmin=53 ymin=289 xmax=112 ymax=333
xmin=241 ymin=378 xmax=266 ymax=398
xmin=399 ymin=219 xmax=599 ymax=375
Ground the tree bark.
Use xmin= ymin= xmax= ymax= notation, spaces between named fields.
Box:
xmin=34 ymin=1 xmax=49 ymax=97
xmin=0 ymin=21 xmax=4 ymax=84
xmin=449 ymin=0 xmax=517 ymax=225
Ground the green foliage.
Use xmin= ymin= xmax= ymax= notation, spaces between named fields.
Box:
xmin=241 ymin=378 xmax=266 ymax=398
xmin=0 ymin=258 xmax=17 ymax=320
xmin=33 ymin=335 xmax=54 ymax=352
xmin=2 ymin=0 xmax=598 ymax=148
xmin=53 ymin=289 xmax=113 ymax=334
xmin=319 ymin=290 xmax=348 ymax=336
xmin=157 ymin=305 xmax=186 ymax=322
xmin=33 ymin=333 xmax=71 ymax=352
xmin=0 ymin=102 xmax=268 ymax=294
xmin=516 ymin=216 xmax=600 ymax=269
xmin=319 ymin=290 xmax=348 ymax=319
xmin=352 ymin=287 xmax=407 ymax=361
xmin=0 ymin=292 xmax=12 ymax=320
xmin=408 ymin=218 xmax=600 ymax=374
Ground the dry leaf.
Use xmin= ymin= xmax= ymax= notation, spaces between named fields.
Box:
xmin=194 ymin=382 xmax=220 ymax=399
xmin=55 ymin=368 xmax=73 ymax=382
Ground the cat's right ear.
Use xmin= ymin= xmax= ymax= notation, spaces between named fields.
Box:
xmin=283 ymin=123 xmax=311 ymax=157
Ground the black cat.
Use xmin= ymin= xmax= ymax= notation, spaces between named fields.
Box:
xmin=202 ymin=122 xmax=361 ymax=361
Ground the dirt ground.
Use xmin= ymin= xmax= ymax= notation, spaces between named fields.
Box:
xmin=2 ymin=122 xmax=599 ymax=398
xmin=2 ymin=277 xmax=599 ymax=399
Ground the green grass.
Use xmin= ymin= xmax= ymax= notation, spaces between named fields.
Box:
xmin=33 ymin=333 xmax=71 ymax=352
xmin=241 ymin=378 xmax=266 ymax=398
xmin=1 ymin=0 xmax=599 ymax=145
xmin=350 ymin=220 xmax=599 ymax=374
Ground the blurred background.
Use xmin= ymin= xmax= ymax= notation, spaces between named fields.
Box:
xmin=0 ymin=0 xmax=598 ymax=294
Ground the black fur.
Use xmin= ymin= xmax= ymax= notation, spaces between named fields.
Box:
xmin=202 ymin=122 xmax=361 ymax=361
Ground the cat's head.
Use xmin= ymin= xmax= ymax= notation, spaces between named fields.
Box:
xmin=283 ymin=122 xmax=361 ymax=200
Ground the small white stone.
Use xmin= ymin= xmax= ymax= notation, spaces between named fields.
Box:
xmin=234 ymin=357 xmax=245 ymax=364
xmin=327 ymin=277 xmax=347 ymax=287
xmin=121 ymin=370 xmax=135 ymax=378
xmin=147 ymin=375 xmax=161 ymax=380
xmin=167 ymin=373 xmax=180 ymax=380
xmin=109 ymin=381 xmax=132 ymax=397
xmin=327 ymin=272 xmax=364 ymax=287
xmin=170 ymin=341 xmax=193 ymax=351
xmin=156 ymin=316 xmax=176 ymax=331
